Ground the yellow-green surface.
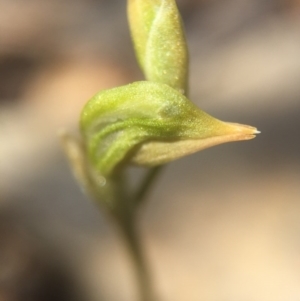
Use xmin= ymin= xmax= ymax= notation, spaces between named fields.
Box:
xmin=81 ymin=81 xmax=257 ymax=176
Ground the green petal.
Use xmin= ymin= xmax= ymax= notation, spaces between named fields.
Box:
xmin=80 ymin=81 xmax=258 ymax=176
xmin=128 ymin=0 xmax=188 ymax=94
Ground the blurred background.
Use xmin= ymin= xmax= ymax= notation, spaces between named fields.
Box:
xmin=1 ymin=0 xmax=300 ymax=300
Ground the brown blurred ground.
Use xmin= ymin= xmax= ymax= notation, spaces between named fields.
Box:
xmin=1 ymin=0 xmax=300 ymax=301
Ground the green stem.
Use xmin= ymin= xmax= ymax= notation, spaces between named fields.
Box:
xmin=118 ymin=213 xmax=154 ymax=301
xmin=115 ymin=200 xmax=154 ymax=301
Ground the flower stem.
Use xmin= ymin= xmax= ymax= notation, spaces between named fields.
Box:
xmin=118 ymin=213 xmax=154 ymax=301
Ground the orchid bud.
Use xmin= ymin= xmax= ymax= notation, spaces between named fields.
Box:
xmin=128 ymin=0 xmax=188 ymax=95
xmin=80 ymin=81 xmax=258 ymax=177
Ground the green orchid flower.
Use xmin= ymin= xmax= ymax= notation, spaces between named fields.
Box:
xmin=81 ymin=81 xmax=258 ymax=177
